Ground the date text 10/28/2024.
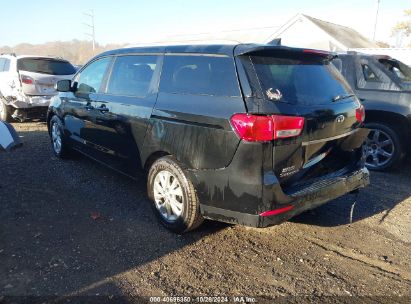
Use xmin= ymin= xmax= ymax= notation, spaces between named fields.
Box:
xmin=149 ymin=296 xmax=257 ymax=303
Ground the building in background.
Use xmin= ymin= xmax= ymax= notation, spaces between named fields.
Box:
xmin=130 ymin=13 xmax=411 ymax=65
xmin=267 ymin=13 xmax=378 ymax=51
xmin=267 ymin=13 xmax=411 ymax=65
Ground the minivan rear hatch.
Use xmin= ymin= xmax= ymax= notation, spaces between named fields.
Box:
xmin=237 ymin=47 xmax=367 ymax=188
xmin=17 ymin=57 xmax=76 ymax=96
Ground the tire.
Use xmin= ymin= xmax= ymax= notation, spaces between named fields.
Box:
xmin=0 ymin=100 xmax=13 ymax=122
xmin=147 ymin=156 xmax=204 ymax=233
xmin=363 ymin=122 xmax=405 ymax=171
xmin=49 ymin=115 xmax=71 ymax=158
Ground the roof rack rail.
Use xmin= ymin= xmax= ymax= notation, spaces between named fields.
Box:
xmin=126 ymin=38 xmax=242 ymax=48
xmin=0 ymin=53 xmax=16 ymax=57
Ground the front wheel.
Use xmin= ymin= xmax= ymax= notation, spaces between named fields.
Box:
xmin=147 ymin=156 xmax=203 ymax=233
xmin=49 ymin=116 xmax=71 ymax=158
xmin=363 ymin=122 xmax=405 ymax=171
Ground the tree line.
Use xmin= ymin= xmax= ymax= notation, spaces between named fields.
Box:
xmin=0 ymin=40 xmax=125 ymax=65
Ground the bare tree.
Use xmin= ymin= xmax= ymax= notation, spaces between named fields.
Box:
xmin=392 ymin=9 xmax=411 ymax=47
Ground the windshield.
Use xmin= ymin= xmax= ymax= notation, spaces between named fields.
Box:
xmin=251 ymin=56 xmax=353 ymax=105
xmin=379 ymin=58 xmax=411 ymax=83
xmin=17 ymin=58 xmax=76 ymax=75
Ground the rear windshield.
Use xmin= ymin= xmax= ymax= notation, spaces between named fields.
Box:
xmin=251 ymin=56 xmax=353 ymax=105
xmin=17 ymin=58 xmax=76 ymax=75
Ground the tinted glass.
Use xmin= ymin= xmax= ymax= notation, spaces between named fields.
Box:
xmin=0 ymin=58 xmax=5 ymax=72
xmin=3 ymin=59 xmax=10 ymax=72
xmin=362 ymin=64 xmax=380 ymax=82
xmin=379 ymin=59 xmax=411 ymax=82
xmin=160 ymin=55 xmax=240 ymax=97
xmin=252 ymin=56 xmax=352 ymax=105
xmin=17 ymin=58 xmax=76 ymax=75
xmin=106 ymin=55 xmax=158 ymax=97
xmin=76 ymin=57 xmax=111 ymax=94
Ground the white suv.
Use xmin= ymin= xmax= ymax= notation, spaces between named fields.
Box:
xmin=0 ymin=54 xmax=76 ymax=121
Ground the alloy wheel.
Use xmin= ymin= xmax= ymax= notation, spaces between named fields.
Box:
xmin=364 ymin=129 xmax=395 ymax=169
xmin=51 ymin=122 xmax=62 ymax=154
xmin=153 ymin=170 xmax=184 ymax=222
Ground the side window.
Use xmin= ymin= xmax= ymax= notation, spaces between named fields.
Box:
xmin=362 ymin=64 xmax=379 ymax=82
xmin=3 ymin=59 xmax=10 ymax=72
xmin=106 ymin=55 xmax=159 ymax=97
xmin=75 ymin=57 xmax=111 ymax=94
xmin=356 ymin=59 xmax=400 ymax=91
xmin=0 ymin=58 xmax=5 ymax=72
xmin=159 ymin=55 xmax=240 ymax=97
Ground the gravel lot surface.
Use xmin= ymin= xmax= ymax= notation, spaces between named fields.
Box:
xmin=0 ymin=122 xmax=410 ymax=302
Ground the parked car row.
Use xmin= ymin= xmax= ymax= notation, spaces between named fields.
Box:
xmin=1 ymin=43 xmax=409 ymax=233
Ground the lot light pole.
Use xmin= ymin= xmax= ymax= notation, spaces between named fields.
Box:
xmin=373 ymin=0 xmax=380 ymax=41
xmin=83 ymin=10 xmax=96 ymax=53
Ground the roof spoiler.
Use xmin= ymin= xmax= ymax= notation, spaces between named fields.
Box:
xmin=234 ymin=44 xmax=338 ymax=60
xmin=267 ymin=38 xmax=281 ymax=46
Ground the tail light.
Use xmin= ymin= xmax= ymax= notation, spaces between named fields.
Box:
xmin=356 ymin=105 xmax=365 ymax=123
xmin=230 ymin=114 xmax=305 ymax=142
xmin=21 ymin=75 xmax=34 ymax=85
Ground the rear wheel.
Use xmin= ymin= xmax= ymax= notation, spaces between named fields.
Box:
xmin=147 ymin=156 xmax=203 ymax=233
xmin=363 ymin=122 xmax=404 ymax=171
xmin=49 ymin=116 xmax=71 ymax=158
xmin=0 ymin=100 xmax=13 ymax=122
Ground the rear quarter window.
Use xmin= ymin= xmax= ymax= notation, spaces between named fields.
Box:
xmin=17 ymin=58 xmax=76 ymax=75
xmin=159 ymin=55 xmax=240 ymax=97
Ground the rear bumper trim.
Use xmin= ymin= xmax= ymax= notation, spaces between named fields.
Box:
xmin=302 ymin=129 xmax=358 ymax=146
xmin=200 ymin=167 xmax=370 ymax=228
xmin=9 ymin=96 xmax=52 ymax=109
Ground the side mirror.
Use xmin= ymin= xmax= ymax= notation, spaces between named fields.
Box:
xmin=56 ymin=80 xmax=72 ymax=92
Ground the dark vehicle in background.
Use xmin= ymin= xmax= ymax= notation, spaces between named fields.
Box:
xmin=0 ymin=54 xmax=76 ymax=122
xmin=333 ymin=52 xmax=411 ymax=171
xmin=47 ymin=44 xmax=369 ymax=233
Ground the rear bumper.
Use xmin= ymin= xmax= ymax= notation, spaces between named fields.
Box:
xmin=200 ymin=167 xmax=370 ymax=228
xmin=8 ymin=95 xmax=53 ymax=109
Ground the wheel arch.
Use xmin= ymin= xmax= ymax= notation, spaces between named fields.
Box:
xmin=364 ymin=110 xmax=409 ymax=140
xmin=143 ymin=151 xmax=171 ymax=173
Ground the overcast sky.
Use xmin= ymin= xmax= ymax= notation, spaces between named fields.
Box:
xmin=0 ymin=0 xmax=409 ymax=47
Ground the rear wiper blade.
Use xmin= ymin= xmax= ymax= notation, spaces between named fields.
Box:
xmin=332 ymin=94 xmax=355 ymax=102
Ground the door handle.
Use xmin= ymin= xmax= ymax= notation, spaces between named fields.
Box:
xmin=97 ymin=105 xmax=110 ymax=113
xmin=359 ymin=98 xmax=365 ymax=102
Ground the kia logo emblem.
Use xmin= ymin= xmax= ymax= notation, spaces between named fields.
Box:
xmin=336 ymin=115 xmax=345 ymax=123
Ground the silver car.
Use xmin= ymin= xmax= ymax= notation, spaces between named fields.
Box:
xmin=0 ymin=54 xmax=76 ymax=121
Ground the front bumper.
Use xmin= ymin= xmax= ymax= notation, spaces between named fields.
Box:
xmin=200 ymin=167 xmax=370 ymax=228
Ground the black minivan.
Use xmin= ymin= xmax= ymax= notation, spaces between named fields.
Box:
xmin=48 ymin=44 xmax=370 ymax=233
